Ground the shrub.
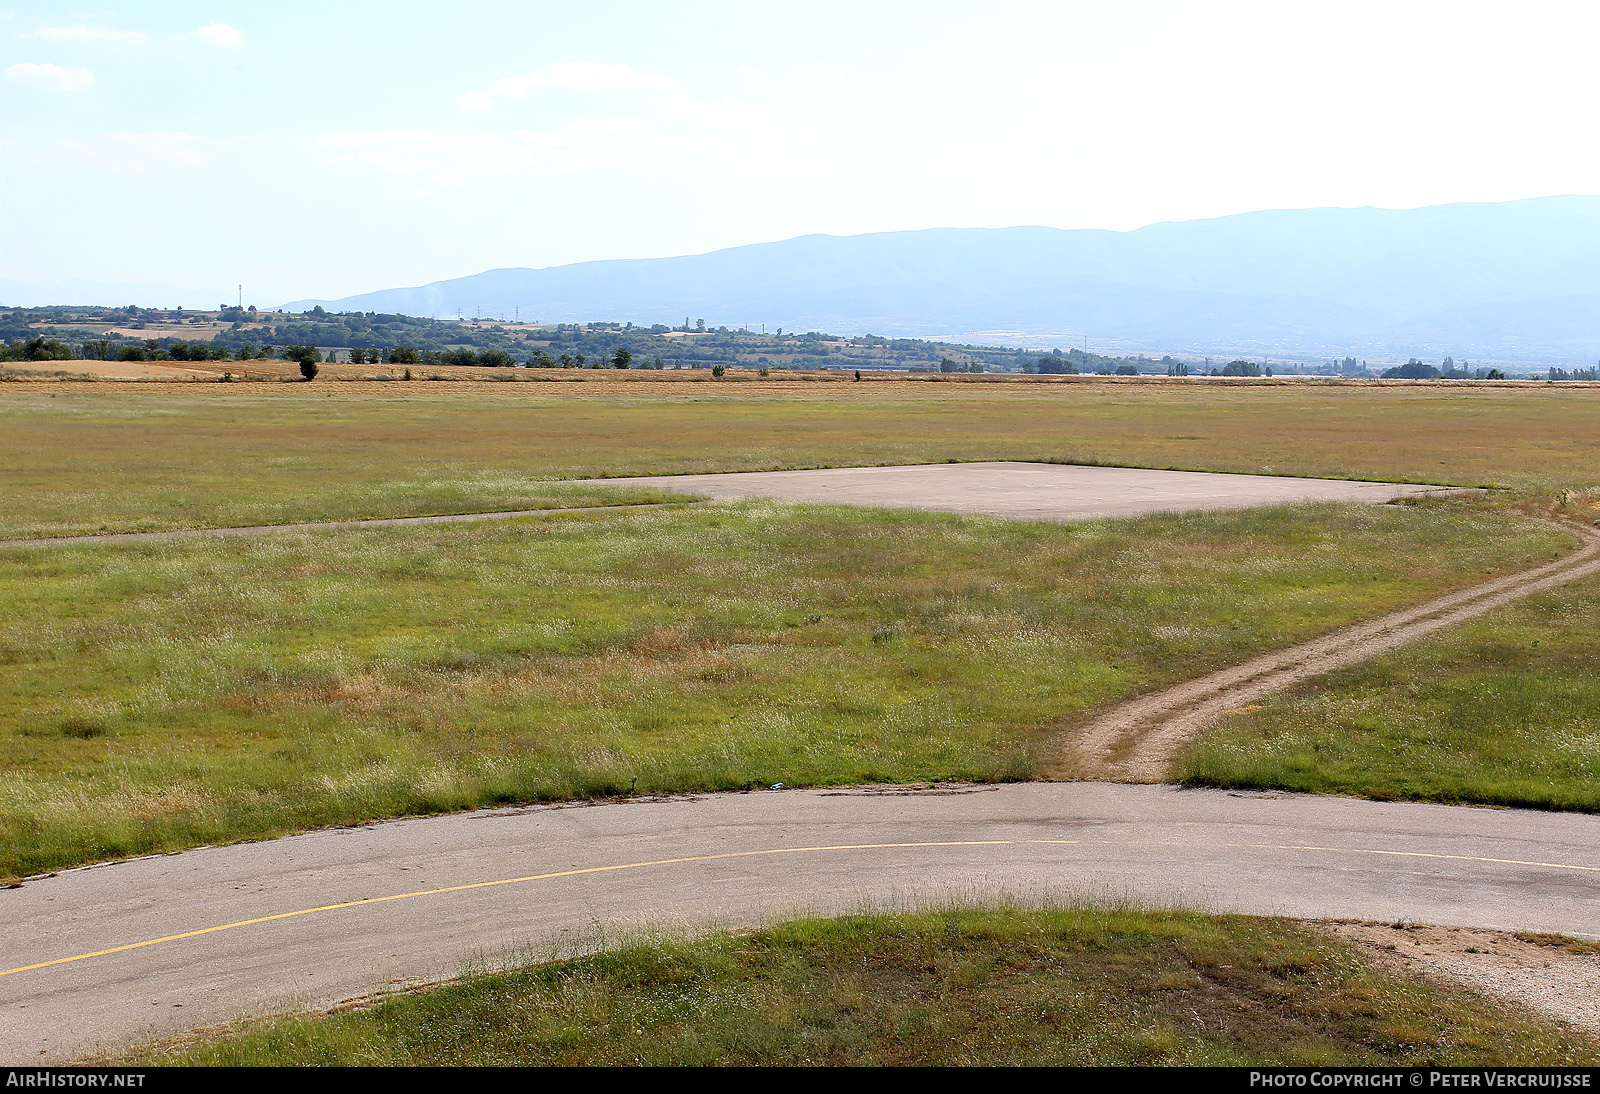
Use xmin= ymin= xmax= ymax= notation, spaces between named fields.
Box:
xmin=283 ymin=344 xmax=321 ymax=380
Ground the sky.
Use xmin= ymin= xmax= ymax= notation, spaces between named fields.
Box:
xmin=5 ymin=0 xmax=1600 ymax=304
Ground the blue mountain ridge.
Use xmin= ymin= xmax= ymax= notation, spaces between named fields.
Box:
xmin=281 ymin=196 xmax=1600 ymax=361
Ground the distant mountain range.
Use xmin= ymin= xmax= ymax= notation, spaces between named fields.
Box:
xmin=173 ymin=197 xmax=1600 ymax=361
xmin=281 ymin=197 xmax=1600 ymax=361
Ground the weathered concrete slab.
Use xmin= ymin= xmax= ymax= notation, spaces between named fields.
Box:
xmin=583 ymin=462 xmax=1454 ymax=522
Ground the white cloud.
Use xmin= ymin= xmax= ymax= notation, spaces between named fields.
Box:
xmin=4 ymin=62 xmax=94 ymax=91
xmin=192 ymin=22 xmax=243 ymax=48
xmin=35 ymin=25 xmax=149 ymax=44
xmin=482 ymin=61 xmax=682 ymax=100
xmin=424 ymin=61 xmax=792 ymax=185
xmin=59 ymin=130 xmax=207 ymax=172
xmin=318 ymin=110 xmax=800 ymax=184
xmin=456 ymin=61 xmax=764 ymax=129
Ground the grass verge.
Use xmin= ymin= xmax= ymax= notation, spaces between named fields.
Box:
xmin=1174 ymin=572 xmax=1600 ymax=811
xmin=0 ymin=499 xmax=1570 ymax=877
xmin=122 ymin=906 xmax=1600 ymax=1066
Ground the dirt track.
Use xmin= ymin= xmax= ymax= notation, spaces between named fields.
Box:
xmin=1051 ymin=520 xmax=1600 ymax=781
xmin=0 ymin=502 xmax=685 ymax=551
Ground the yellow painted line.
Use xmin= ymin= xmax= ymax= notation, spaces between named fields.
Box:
xmin=1245 ymin=843 xmax=1600 ymax=874
xmin=6 ymin=836 xmax=1595 ymax=982
xmin=0 ymin=841 xmax=1011 ymax=980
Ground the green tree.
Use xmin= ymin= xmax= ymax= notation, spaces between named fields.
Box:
xmin=1381 ymin=360 xmax=1441 ymax=380
xmin=18 ymin=337 xmax=75 ymax=361
xmin=285 ymin=345 xmax=321 ymax=380
xmin=613 ymin=347 xmax=632 ymax=369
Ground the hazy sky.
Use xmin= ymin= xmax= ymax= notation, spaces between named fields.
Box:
xmin=5 ymin=0 xmax=1600 ymax=303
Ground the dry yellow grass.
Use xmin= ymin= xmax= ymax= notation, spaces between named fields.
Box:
xmin=2 ymin=360 xmax=225 ymax=380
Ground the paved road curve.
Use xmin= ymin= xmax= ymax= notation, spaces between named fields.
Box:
xmin=4 ymin=783 xmax=1597 ymax=1062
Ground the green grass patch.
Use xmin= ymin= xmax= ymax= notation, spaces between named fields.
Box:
xmin=0 ymin=499 xmax=1568 ymax=877
xmin=4 ymin=383 xmax=1599 ymax=537
xmin=124 ymin=906 xmax=1600 ymax=1066
xmin=1175 ymin=574 xmax=1600 ymax=810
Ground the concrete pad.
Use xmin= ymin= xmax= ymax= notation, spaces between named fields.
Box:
xmin=582 ymin=462 xmax=1453 ymax=523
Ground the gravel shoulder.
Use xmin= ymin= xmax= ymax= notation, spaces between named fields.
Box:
xmin=1325 ymin=922 xmax=1600 ymax=1036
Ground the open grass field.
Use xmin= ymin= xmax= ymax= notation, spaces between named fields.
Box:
xmin=5 ymin=379 xmax=1600 ymax=874
xmin=1175 ymin=570 xmax=1600 ymax=811
xmin=3 ymin=380 xmax=1598 ymax=538
xmin=0 ymin=498 xmax=1570 ymax=878
xmin=122 ymin=906 xmax=1600 ymax=1066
